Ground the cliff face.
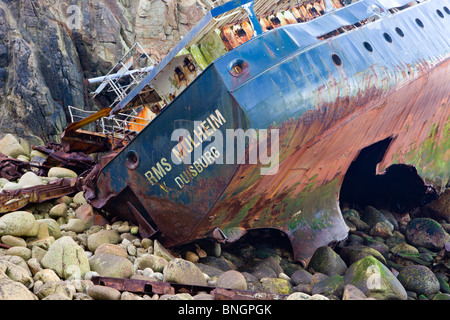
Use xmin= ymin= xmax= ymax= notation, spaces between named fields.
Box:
xmin=0 ymin=0 xmax=206 ymax=144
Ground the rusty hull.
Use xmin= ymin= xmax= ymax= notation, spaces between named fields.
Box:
xmin=83 ymin=1 xmax=450 ymax=265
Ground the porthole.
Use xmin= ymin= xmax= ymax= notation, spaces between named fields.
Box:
xmin=395 ymin=27 xmax=404 ymax=37
xmin=363 ymin=41 xmax=373 ymax=52
xmin=415 ymin=18 xmax=424 ymax=28
xmin=444 ymin=7 xmax=450 ymax=15
xmin=125 ymin=151 xmax=140 ymax=170
xmin=383 ymin=32 xmax=393 ymax=43
xmin=436 ymin=9 xmax=444 ymax=18
xmin=332 ymin=54 xmax=342 ymax=66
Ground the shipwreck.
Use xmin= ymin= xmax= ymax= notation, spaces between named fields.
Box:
xmin=59 ymin=0 xmax=449 ymax=265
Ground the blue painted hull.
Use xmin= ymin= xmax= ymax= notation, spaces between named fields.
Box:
xmin=87 ymin=0 xmax=450 ymax=264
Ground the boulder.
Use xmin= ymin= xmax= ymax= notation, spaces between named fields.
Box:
xmin=397 ymin=265 xmax=440 ymax=296
xmin=260 ymin=277 xmax=293 ymax=295
xmin=0 ymin=211 xmax=37 ymax=237
xmin=0 ymin=274 xmax=38 ymax=300
xmin=311 ymin=275 xmax=345 ymax=298
xmin=87 ymin=229 xmax=120 ymax=252
xmin=216 ymin=270 xmax=247 ymax=291
xmin=308 ymin=246 xmax=347 ymax=276
xmin=0 ymin=134 xmax=27 ymax=158
xmin=163 ymin=258 xmax=207 ymax=286
xmin=18 ymin=172 xmax=43 ymax=188
xmin=41 ymin=236 xmax=90 ymax=280
xmin=87 ymin=285 xmax=121 ymax=300
xmin=136 ymin=254 xmax=169 ymax=272
xmin=89 ymin=253 xmax=134 ymax=279
xmin=48 ymin=167 xmax=77 ymax=179
xmin=344 ymin=256 xmax=407 ymax=300
xmin=406 ymin=218 xmax=450 ymax=250
xmin=49 ymin=203 xmax=68 ymax=219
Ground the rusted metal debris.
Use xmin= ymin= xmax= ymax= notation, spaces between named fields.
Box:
xmin=91 ymin=276 xmax=289 ymax=300
xmin=0 ymin=178 xmax=80 ymax=214
xmin=0 ymin=154 xmax=31 ymax=181
xmin=32 ymin=142 xmax=96 ymax=176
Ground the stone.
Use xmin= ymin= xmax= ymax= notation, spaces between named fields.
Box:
xmin=35 ymin=281 xmax=73 ymax=300
xmin=163 ymin=258 xmax=207 ymax=286
xmin=94 ymin=243 xmax=127 ymax=258
xmin=342 ymin=284 xmax=371 ymax=300
xmin=339 ymin=244 xmax=387 ymax=266
xmin=308 ymin=246 xmax=347 ymax=276
xmin=260 ymin=278 xmax=293 ymax=295
xmin=137 ymin=254 xmax=169 ymax=272
xmin=361 ymin=206 xmax=393 ymax=228
xmin=0 ymin=134 xmax=27 ymax=158
xmin=41 ymin=236 xmax=90 ymax=280
xmin=48 ymin=167 xmax=78 ymax=179
xmin=0 ymin=211 xmax=37 ymax=237
xmin=40 ymin=219 xmax=62 ymax=239
xmin=390 ymin=243 xmax=419 ymax=255
xmin=87 ymin=229 xmax=120 ymax=252
xmin=74 ymin=204 xmax=96 ymax=226
xmin=49 ymin=203 xmax=68 ymax=219
xmin=347 ymin=216 xmax=369 ymax=231
xmin=0 ymin=274 xmax=38 ymax=300
xmin=1 ymin=235 xmax=27 ymax=247
xmin=397 ymin=265 xmax=440 ymax=296
xmin=406 ymin=218 xmax=450 ymax=250
xmin=72 ymin=192 xmax=87 ymax=205
xmin=64 ymin=219 xmax=86 ymax=233
xmin=18 ymin=172 xmax=43 ymax=188
xmin=311 ymin=275 xmax=345 ymax=298
xmin=0 ymin=259 xmax=34 ymax=289
xmin=432 ymin=293 xmax=450 ymax=300
xmin=87 ymin=285 xmax=121 ymax=300
xmin=286 ymin=292 xmax=312 ymax=300
xmin=344 ymin=256 xmax=407 ymax=300
xmin=29 ymin=237 xmax=55 ymax=252
xmin=34 ymin=269 xmax=61 ymax=283
xmin=185 ymin=251 xmax=199 ymax=263
xmin=2 ymin=182 xmax=21 ymax=191
xmin=89 ymin=253 xmax=134 ymax=279
xmin=424 ymin=189 xmax=450 ymax=222
xmin=153 ymin=239 xmax=176 ymax=261
xmin=6 ymin=246 xmax=31 ymax=260
xmin=216 ymin=270 xmax=247 ymax=290
xmin=370 ymin=221 xmax=394 ymax=239
xmin=290 ymin=268 xmax=313 ymax=286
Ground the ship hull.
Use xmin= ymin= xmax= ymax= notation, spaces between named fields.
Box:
xmin=87 ymin=0 xmax=450 ymax=265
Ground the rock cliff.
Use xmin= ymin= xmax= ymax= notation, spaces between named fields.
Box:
xmin=0 ymin=0 xmax=207 ymax=144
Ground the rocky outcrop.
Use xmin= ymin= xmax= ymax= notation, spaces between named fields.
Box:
xmin=0 ymin=0 xmax=207 ymax=144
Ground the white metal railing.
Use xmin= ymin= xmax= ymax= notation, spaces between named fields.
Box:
xmin=68 ymin=105 xmax=151 ymax=137
xmin=90 ymin=42 xmax=156 ymax=111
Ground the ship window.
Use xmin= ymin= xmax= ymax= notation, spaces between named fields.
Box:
xmin=363 ymin=41 xmax=373 ymax=52
xmin=395 ymin=27 xmax=405 ymax=37
xmin=383 ymin=33 xmax=393 ymax=43
xmin=415 ymin=18 xmax=424 ymax=28
xmin=332 ymin=54 xmax=342 ymax=66
xmin=436 ymin=9 xmax=444 ymax=18
xmin=444 ymin=7 xmax=450 ymax=15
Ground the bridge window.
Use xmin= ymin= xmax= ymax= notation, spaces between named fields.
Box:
xmin=436 ymin=9 xmax=444 ymax=18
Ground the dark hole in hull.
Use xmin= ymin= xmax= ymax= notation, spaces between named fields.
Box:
xmin=339 ymin=138 xmax=438 ymax=214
